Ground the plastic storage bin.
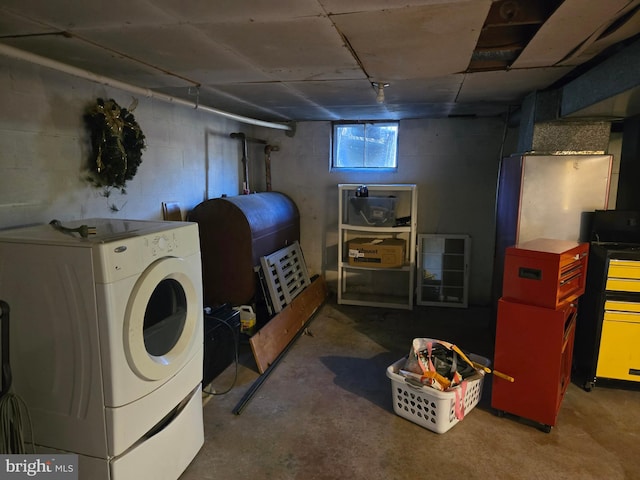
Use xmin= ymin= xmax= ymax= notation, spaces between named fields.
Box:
xmin=348 ymin=196 xmax=397 ymax=226
xmin=386 ymin=354 xmax=489 ymax=433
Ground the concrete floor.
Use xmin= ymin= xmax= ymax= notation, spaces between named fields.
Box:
xmin=180 ymin=299 xmax=640 ymax=480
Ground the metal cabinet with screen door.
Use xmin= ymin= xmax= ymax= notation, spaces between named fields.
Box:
xmin=417 ymin=234 xmax=470 ymax=307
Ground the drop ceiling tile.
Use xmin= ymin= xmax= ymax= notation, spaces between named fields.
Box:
xmin=330 ymin=1 xmax=491 ymax=81
xmin=285 ymin=79 xmax=381 ymax=106
xmin=194 ymin=17 xmax=364 ymax=81
xmin=79 ymin=24 xmax=271 ymax=84
xmin=319 ymin=0 xmax=481 ymax=15
xmin=203 ymin=82 xmax=312 ymax=109
xmin=0 ymin=7 xmax=58 ymax=35
xmin=314 ymin=103 xmax=402 ymax=120
xmin=268 ymin=105 xmax=338 ymax=121
xmin=0 ymin=0 xmax=173 ymax=30
xmin=458 ymin=67 xmax=576 ymax=103
xmin=317 ymin=101 xmax=502 ymax=121
xmin=0 ymin=35 xmax=194 ymax=88
xmin=512 ymin=0 xmax=631 ymax=69
xmin=559 ymin=2 xmax=640 ymax=66
xmin=184 ymin=82 xmax=403 ymax=122
xmin=381 ymin=76 xmax=463 ymax=103
xmin=150 ymin=0 xmax=324 ymax=23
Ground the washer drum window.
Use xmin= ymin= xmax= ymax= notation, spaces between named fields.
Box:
xmin=124 ymin=257 xmax=200 ymax=380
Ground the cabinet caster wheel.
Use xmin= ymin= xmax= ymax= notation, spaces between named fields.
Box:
xmin=540 ymin=424 xmax=552 ymax=433
xmin=495 ymin=410 xmax=505 ymax=418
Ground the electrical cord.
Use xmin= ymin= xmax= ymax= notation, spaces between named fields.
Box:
xmin=0 ymin=301 xmax=34 ymax=454
xmin=201 ymin=314 xmax=240 ymax=396
xmin=49 ymin=219 xmax=97 ymax=238
xmin=0 ymin=393 xmax=34 ymax=454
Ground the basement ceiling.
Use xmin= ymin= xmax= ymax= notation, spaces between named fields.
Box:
xmin=1 ymin=0 xmax=640 ymax=124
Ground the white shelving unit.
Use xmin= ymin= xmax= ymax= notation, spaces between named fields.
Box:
xmin=338 ymin=184 xmax=418 ymax=310
xmin=417 ymin=234 xmax=470 ymax=308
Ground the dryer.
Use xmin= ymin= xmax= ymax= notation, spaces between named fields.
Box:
xmin=0 ymin=218 xmax=204 ymax=480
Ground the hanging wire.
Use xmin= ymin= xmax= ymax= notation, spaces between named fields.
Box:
xmin=201 ymin=316 xmax=240 ymax=396
xmin=0 ymin=394 xmax=34 ymax=454
xmin=0 ymin=301 xmax=34 ymax=454
xmin=189 ymin=86 xmax=200 ymax=109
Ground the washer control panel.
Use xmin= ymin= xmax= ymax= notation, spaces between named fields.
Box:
xmin=149 ymin=232 xmax=178 ymax=257
xmin=95 ymin=223 xmax=200 ymax=283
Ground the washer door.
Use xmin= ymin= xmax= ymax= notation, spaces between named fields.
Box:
xmin=124 ymin=257 xmax=200 ymax=380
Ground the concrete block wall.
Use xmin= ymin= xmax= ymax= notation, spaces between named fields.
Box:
xmin=1 ymin=55 xmax=520 ymax=306
xmin=0 ymin=56 xmax=255 ymax=229
xmin=258 ymin=118 xmax=519 ymax=306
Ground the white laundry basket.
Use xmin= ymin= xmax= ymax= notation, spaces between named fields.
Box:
xmin=386 ymin=353 xmax=489 ymax=434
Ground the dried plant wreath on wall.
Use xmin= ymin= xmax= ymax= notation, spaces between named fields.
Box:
xmin=84 ymin=97 xmax=146 ymax=211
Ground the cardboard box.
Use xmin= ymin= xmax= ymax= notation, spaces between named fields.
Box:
xmin=348 ymin=237 xmax=406 ymax=268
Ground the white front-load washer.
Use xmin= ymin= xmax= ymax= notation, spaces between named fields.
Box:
xmin=0 ymin=218 xmax=205 ymax=480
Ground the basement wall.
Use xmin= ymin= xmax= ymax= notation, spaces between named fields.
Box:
xmin=0 ymin=56 xmax=256 ymax=228
xmin=1 ymin=55 xmax=522 ymax=306
xmin=257 ymin=119 xmax=519 ymax=306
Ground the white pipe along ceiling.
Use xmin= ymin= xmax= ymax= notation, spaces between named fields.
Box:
xmin=0 ymin=43 xmax=293 ymax=131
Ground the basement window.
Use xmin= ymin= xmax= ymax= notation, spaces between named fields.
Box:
xmin=331 ymin=121 xmax=398 ymax=170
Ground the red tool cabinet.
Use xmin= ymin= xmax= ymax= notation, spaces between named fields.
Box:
xmin=492 ymin=238 xmax=588 ymax=432
xmin=502 ymin=238 xmax=588 ymax=309
xmin=492 ymin=299 xmax=577 ymax=431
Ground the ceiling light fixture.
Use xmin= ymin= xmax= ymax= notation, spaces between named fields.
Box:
xmin=372 ymin=82 xmax=390 ymax=103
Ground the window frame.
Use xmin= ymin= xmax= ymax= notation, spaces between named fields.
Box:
xmin=330 ymin=120 xmax=399 ymax=172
